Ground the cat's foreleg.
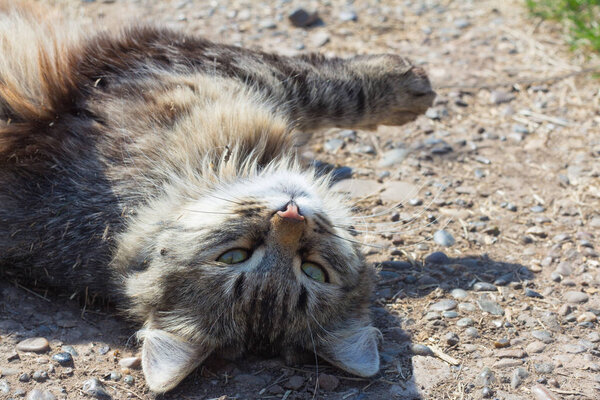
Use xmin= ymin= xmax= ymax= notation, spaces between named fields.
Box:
xmin=270 ymin=53 xmax=435 ymax=131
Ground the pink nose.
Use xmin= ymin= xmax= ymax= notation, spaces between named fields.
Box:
xmin=277 ymin=202 xmax=304 ymax=221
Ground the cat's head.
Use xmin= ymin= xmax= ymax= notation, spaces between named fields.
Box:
xmin=116 ymin=165 xmax=379 ymax=392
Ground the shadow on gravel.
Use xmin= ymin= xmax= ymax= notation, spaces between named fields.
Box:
xmin=377 ymin=254 xmax=532 ymax=297
xmin=372 ymin=254 xmax=532 ymax=399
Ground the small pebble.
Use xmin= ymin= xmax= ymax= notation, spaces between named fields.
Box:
xmin=32 ymin=370 xmax=48 ymax=382
xmin=444 ymin=332 xmax=459 ymax=346
xmin=19 ymin=373 xmax=30 ymax=382
xmin=310 ymin=31 xmax=330 ymax=47
xmin=475 ymin=367 xmax=495 ymax=387
xmin=526 ymin=342 xmax=547 ymax=353
xmin=324 ymin=138 xmax=344 ymax=153
xmin=109 ymin=371 xmax=122 ymax=381
xmin=450 ymin=288 xmax=468 ymax=299
xmin=433 ymin=230 xmax=455 ymax=246
xmin=531 ymin=330 xmax=554 ymax=344
xmin=83 ymin=378 xmax=111 ymax=399
xmin=411 ymin=344 xmax=433 ymax=356
xmin=27 ymin=389 xmax=56 ymax=400
xmin=457 ymin=317 xmax=474 ymax=327
xmin=442 ymin=311 xmax=458 ymax=318
xmin=511 ymin=367 xmax=529 ymax=389
xmin=490 ymin=90 xmax=515 ymax=104
xmin=525 ymin=289 xmax=543 ymax=298
xmin=331 ymin=166 xmax=352 ymax=182
xmin=454 ymin=18 xmax=470 ymax=29
xmin=98 ymin=346 xmax=110 ymax=355
xmin=577 ymin=312 xmax=597 ymax=323
xmin=123 ymin=375 xmax=134 ymax=385
xmin=473 ymin=282 xmax=497 ymax=292
xmin=0 ymin=380 xmax=9 ymax=394
xmin=534 ymin=363 xmax=554 ymax=374
xmin=561 ymin=343 xmax=586 ymax=354
xmin=51 ymin=352 xmax=73 ymax=365
xmin=339 ymin=10 xmax=357 ymax=22
xmin=497 ymin=349 xmax=526 ymax=358
xmin=481 ymin=386 xmax=493 ymax=398
xmin=458 ymin=302 xmax=476 ymax=313
xmin=288 ymin=8 xmax=319 ymax=27
xmin=531 ymin=384 xmax=558 ymax=400
xmin=465 ymin=327 xmax=479 ymax=338
xmin=284 ymin=375 xmax=304 ymax=390
xmin=494 ymin=273 xmax=514 ymax=286
xmin=258 ymin=19 xmax=277 ymax=29
xmin=493 ymin=338 xmax=510 ymax=348
xmin=118 ymin=356 xmax=141 ymax=369
xmin=61 ymin=345 xmax=78 ymax=357
xmin=512 ymin=124 xmax=529 ymax=134
xmin=494 ymin=358 xmax=523 ymax=368
xmin=554 ymin=261 xmax=572 ymax=276
xmin=317 ymin=373 xmax=339 ymax=391
xmin=558 ymin=304 xmax=572 ymax=316
xmin=587 ymin=331 xmax=600 ymax=342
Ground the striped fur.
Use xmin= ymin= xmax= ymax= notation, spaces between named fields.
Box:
xmin=0 ymin=2 xmax=434 ymax=393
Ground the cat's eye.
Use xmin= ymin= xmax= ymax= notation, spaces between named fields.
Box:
xmin=217 ymin=249 xmax=250 ymax=264
xmin=301 ymin=262 xmax=327 ymax=283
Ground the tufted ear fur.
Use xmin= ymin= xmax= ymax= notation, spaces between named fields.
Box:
xmin=317 ymin=324 xmax=381 ymax=377
xmin=138 ymin=328 xmax=215 ymax=393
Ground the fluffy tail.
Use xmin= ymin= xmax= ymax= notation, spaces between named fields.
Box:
xmin=0 ymin=1 xmax=80 ymax=124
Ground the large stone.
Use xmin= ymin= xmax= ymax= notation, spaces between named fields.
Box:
xmin=288 ymin=8 xmax=319 ymax=27
xmin=380 ymin=181 xmax=419 ymax=203
xmin=118 ymin=356 xmax=141 ymax=369
xmin=477 ymin=297 xmax=504 ymax=315
xmin=378 ymin=148 xmax=409 ymax=167
xmin=16 ymin=338 xmax=50 ymax=353
xmin=564 ymin=291 xmax=589 ymax=303
xmin=317 ymin=374 xmax=339 ymax=391
xmin=284 ymin=375 xmax=304 ymax=390
xmin=331 ymin=179 xmax=381 ymax=199
xmin=430 ymin=299 xmax=458 ymax=312
xmin=82 ymin=378 xmax=111 ymax=399
xmin=411 ymin=356 xmax=452 ymax=396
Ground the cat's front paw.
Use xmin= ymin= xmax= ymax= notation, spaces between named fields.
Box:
xmin=353 ymin=54 xmax=436 ymax=127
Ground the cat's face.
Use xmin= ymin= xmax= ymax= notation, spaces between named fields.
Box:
xmin=122 ymin=168 xmax=379 ymax=392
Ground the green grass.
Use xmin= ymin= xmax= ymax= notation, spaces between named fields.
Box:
xmin=526 ymin=0 xmax=600 ymax=53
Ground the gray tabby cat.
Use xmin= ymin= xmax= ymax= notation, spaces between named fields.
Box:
xmin=0 ymin=2 xmax=434 ymax=392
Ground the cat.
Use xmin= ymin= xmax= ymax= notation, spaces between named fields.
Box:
xmin=0 ymin=2 xmax=435 ymax=393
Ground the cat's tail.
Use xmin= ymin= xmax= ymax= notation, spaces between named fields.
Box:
xmin=0 ymin=1 xmax=81 ymax=125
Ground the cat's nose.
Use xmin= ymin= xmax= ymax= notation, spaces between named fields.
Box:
xmin=271 ymin=202 xmax=305 ymax=248
xmin=277 ymin=202 xmax=304 ymax=221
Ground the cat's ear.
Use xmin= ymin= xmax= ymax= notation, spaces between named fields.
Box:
xmin=318 ymin=324 xmax=381 ymax=377
xmin=138 ymin=328 xmax=214 ymax=393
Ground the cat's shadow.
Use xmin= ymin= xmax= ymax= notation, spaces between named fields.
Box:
xmin=0 ymin=253 xmax=528 ymax=400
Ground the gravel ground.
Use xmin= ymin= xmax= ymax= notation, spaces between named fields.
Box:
xmin=1 ymin=0 xmax=599 ymax=399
